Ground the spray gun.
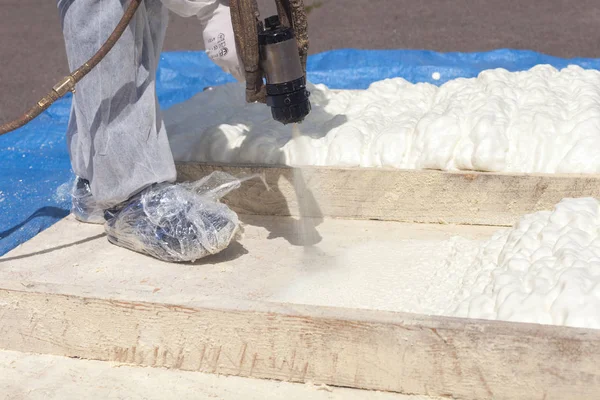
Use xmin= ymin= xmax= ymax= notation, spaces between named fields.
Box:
xmin=258 ymin=15 xmax=311 ymax=124
xmin=229 ymin=0 xmax=311 ymax=124
xmin=199 ymin=13 xmax=311 ymax=125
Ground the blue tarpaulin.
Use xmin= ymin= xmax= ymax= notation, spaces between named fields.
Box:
xmin=2 ymin=48 xmax=600 ymax=256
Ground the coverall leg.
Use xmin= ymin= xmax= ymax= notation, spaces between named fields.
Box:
xmin=58 ymin=0 xmax=176 ymax=209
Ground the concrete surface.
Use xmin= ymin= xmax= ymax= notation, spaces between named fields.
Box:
xmin=2 ymin=0 xmax=600 ymax=125
xmin=0 ymin=350 xmax=440 ymax=400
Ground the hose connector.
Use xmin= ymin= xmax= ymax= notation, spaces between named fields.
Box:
xmin=53 ymin=75 xmax=76 ymax=97
xmin=37 ymin=76 xmax=77 ymax=110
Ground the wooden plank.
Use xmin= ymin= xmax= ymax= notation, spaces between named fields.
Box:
xmin=2 ymin=200 xmax=599 ymax=398
xmin=0 ymin=215 xmax=498 ymax=308
xmin=0 ymin=218 xmax=598 ymax=399
xmin=176 ymin=162 xmax=600 ymax=226
xmin=1 ymin=287 xmax=600 ymax=400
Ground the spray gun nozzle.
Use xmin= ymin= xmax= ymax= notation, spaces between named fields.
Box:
xmin=258 ymin=15 xmax=311 ymax=125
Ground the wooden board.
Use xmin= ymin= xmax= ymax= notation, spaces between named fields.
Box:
xmin=0 ymin=215 xmax=499 ymax=320
xmin=176 ymin=162 xmax=600 ymax=227
xmin=2 ymin=287 xmax=600 ymax=400
xmin=1 ymin=216 xmax=600 ymax=399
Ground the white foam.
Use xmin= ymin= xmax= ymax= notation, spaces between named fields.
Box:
xmin=451 ymin=197 xmax=600 ymax=329
xmin=165 ymin=64 xmax=600 ymax=174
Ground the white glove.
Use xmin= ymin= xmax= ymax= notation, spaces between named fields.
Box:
xmin=200 ymin=1 xmax=245 ymax=81
xmin=160 ymin=0 xmax=244 ymax=81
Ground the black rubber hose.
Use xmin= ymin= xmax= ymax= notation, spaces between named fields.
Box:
xmin=0 ymin=0 xmax=143 ymax=136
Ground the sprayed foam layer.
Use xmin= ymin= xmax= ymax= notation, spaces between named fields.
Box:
xmin=166 ymin=65 xmax=600 ymax=174
xmin=451 ymin=197 xmax=600 ymax=328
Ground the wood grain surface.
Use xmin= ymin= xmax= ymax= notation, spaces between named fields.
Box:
xmin=1 ymin=288 xmax=599 ymax=400
xmin=177 ymin=162 xmax=600 ymax=226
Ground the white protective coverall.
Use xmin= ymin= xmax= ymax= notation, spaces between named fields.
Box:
xmin=57 ymin=0 xmax=242 ymax=209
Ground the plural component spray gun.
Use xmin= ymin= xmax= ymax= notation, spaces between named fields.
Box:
xmin=229 ymin=0 xmax=310 ymax=123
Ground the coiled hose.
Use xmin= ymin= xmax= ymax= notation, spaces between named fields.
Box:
xmin=0 ymin=0 xmax=143 ymax=136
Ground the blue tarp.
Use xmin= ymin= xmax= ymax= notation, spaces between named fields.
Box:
xmin=2 ymin=48 xmax=600 ymax=256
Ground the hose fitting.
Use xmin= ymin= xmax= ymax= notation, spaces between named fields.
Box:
xmin=52 ymin=76 xmax=77 ymax=97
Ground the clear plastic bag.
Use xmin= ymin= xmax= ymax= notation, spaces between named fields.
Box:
xmin=104 ymin=171 xmax=260 ymax=263
xmin=71 ymin=177 xmax=106 ymax=225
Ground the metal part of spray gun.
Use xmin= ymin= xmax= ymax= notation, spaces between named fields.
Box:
xmin=205 ymin=15 xmax=310 ymax=126
xmin=258 ymin=15 xmax=311 ymax=125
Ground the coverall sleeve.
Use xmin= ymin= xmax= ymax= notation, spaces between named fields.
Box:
xmin=160 ymin=0 xmax=220 ymax=21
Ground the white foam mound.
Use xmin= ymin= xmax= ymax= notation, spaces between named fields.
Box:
xmin=165 ymin=64 xmax=600 ymax=173
xmin=451 ymin=197 xmax=600 ymax=328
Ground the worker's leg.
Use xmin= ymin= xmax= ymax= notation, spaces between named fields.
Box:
xmin=57 ymin=0 xmax=240 ymax=262
xmin=58 ymin=0 xmax=176 ymax=210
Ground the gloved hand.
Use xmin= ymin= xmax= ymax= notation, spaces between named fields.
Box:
xmin=160 ymin=0 xmax=244 ymax=81
xmin=200 ymin=1 xmax=245 ymax=81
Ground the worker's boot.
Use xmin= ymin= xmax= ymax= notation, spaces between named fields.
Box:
xmin=71 ymin=173 xmax=246 ymax=262
xmin=102 ymin=175 xmax=243 ymax=263
xmin=71 ymin=177 xmax=106 ymax=225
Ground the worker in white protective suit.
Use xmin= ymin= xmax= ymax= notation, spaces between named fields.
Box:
xmin=57 ymin=0 xmax=246 ymax=262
